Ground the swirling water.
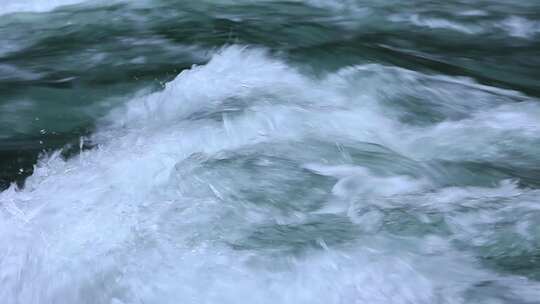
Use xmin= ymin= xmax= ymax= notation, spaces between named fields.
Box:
xmin=0 ymin=1 xmax=540 ymax=303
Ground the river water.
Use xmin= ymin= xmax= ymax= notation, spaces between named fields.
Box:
xmin=1 ymin=1 xmax=540 ymax=303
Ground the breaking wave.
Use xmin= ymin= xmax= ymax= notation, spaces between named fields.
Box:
xmin=2 ymin=46 xmax=540 ymax=303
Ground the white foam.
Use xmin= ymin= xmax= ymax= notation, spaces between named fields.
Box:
xmin=389 ymin=14 xmax=480 ymax=34
xmin=458 ymin=10 xmax=489 ymax=17
xmin=1 ymin=0 xmax=91 ymax=15
xmin=304 ymin=164 xmax=429 ymax=198
xmin=497 ymin=16 xmax=540 ymax=39
xmin=403 ymin=101 xmax=540 ymax=164
xmin=2 ymin=46 xmax=540 ymax=303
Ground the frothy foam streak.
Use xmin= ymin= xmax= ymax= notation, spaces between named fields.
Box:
xmin=1 ymin=0 xmax=91 ymax=15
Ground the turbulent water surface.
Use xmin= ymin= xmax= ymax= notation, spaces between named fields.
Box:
xmin=1 ymin=0 xmax=540 ymax=303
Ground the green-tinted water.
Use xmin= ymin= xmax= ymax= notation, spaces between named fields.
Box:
xmin=1 ymin=1 xmax=539 ymax=303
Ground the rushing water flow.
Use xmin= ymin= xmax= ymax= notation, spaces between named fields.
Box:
xmin=1 ymin=1 xmax=540 ymax=303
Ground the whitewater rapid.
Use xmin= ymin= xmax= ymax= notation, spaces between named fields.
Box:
xmin=1 ymin=46 xmax=540 ymax=303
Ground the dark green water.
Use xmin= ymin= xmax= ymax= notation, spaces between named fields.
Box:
xmin=1 ymin=1 xmax=540 ymax=303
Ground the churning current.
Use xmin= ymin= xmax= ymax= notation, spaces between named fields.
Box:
xmin=1 ymin=1 xmax=540 ymax=303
